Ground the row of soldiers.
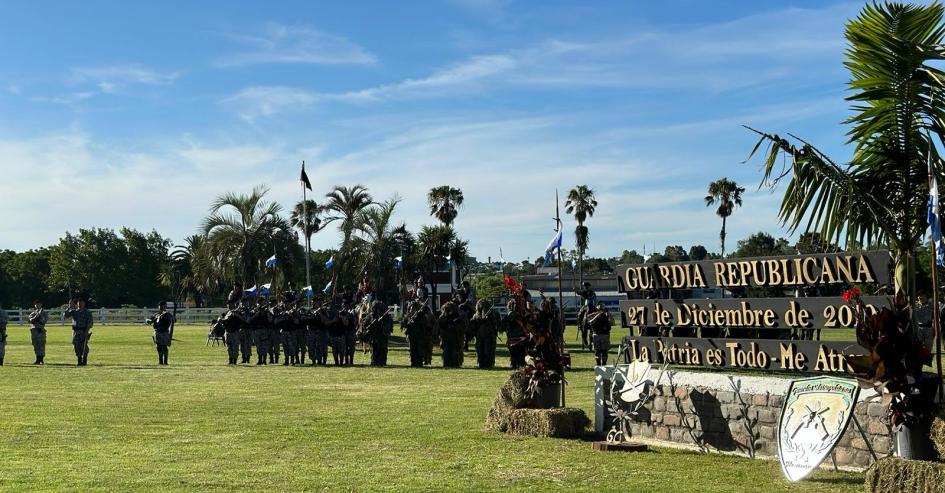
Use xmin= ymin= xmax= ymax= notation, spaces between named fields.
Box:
xmin=0 ymin=298 xmax=97 ymax=366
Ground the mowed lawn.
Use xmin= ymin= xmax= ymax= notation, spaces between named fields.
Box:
xmin=0 ymin=324 xmax=864 ymax=492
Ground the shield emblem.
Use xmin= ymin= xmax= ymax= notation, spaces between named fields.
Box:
xmin=778 ymin=376 xmax=860 ymax=481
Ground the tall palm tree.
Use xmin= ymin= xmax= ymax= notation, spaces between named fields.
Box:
xmin=565 ymin=185 xmax=597 ymax=285
xmin=201 ymin=185 xmax=291 ymax=286
xmin=427 ymin=186 xmax=464 ymax=226
xmin=745 ymin=2 xmax=945 ymax=295
xmin=323 ymin=185 xmax=373 ymax=292
xmin=704 ymin=178 xmax=745 ymax=258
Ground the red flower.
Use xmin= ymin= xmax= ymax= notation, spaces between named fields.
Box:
xmin=842 ymin=287 xmax=862 ymax=303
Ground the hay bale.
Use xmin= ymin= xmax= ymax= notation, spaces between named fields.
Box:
xmin=932 ymin=407 xmax=945 ymax=461
xmin=864 ymin=458 xmax=945 ymax=493
xmin=505 ymin=408 xmax=590 ymax=438
xmin=485 ymin=371 xmax=535 ymax=433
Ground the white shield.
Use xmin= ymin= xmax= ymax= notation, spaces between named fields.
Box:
xmin=778 ymin=376 xmax=859 ymax=482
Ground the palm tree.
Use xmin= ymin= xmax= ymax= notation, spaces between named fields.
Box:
xmin=201 ymin=185 xmax=291 ymax=287
xmin=416 ymin=225 xmax=456 ymax=309
xmin=427 ymin=186 xmax=464 ymax=226
xmin=705 ymin=178 xmax=745 ymax=258
xmin=323 ymin=185 xmax=373 ymax=292
xmin=290 ymin=199 xmax=324 ymax=254
xmin=745 ymin=2 xmax=945 ymax=295
xmin=565 ymin=185 xmax=597 ymax=286
xmin=352 ymin=195 xmax=402 ymax=302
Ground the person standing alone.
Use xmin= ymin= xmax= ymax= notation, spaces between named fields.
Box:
xmin=28 ymin=300 xmax=48 ymax=364
xmin=149 ymin=302 xmax=173 ymax=365
xmin=64 ymin=298 xmax=93 ymax=366
xmin=0 ymin=301 xmax=7 ymax=366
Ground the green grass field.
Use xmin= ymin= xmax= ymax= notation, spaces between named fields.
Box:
xmin=0 ymin=324 xmax=865 ymax=492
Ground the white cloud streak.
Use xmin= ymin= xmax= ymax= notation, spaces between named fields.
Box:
xmin=216 ymin=23 xmax=377 ymax=67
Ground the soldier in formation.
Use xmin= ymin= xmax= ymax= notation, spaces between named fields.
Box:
xmin=471 ymin=299 xmax=499 ymax=369
xmin=64 ymin=298 xmax=93 ymax=366
xmin=575 ymin=281 xmax=597 ymax=351
xmin=359 ymin=300 xmax=393 ymax=367
xmin=28 ymin=300 xmax=48 ymax=365
xmin=438 ymin=301 xmax=466 ymax=368
xmin=148 ymin=301 xmax=173 ymax=365
xmin=587 ymin=302 xmax=614 ymax=366
xmin=402 ymin=291 xmax=435 ymax=367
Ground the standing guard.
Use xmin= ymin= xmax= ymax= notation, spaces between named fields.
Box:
xmin=28 ymin=300 xmax=48 ymax=364
xmin=588 ymin=302 xmax=614 ymax=366
xmin=65 ymin=298 xmax=94 ymax=366
xmin=222 ymin=307 xmax=245 ymax=365
xmin=148 ymin=302 xmax=173 ymax=365
xmin=340 ymin=302 xmax=358 ymax=366
xmin=361 ymin=301 xmax=393 ymax=367
xmin=249 ymin=301 xmax=270 ymax=365
xmin=267 ymin=302 xmax=281 ymax=364
xmin=503 ymin=299 xmax=528 ymax=369
xmin=403 ymin=296 xmax=433 ymax=367
xmin=472 ymin=300 xmax=500 ymax=369
xmin=438 ymin=301 xmax=465 ymax=368
xmin=575 ymin=281 xmax=597 ymax=351
xmin=326 ymin=304 xmax=346 ymax=366
xmin=238 ymin=304 xmax=254 ymax=364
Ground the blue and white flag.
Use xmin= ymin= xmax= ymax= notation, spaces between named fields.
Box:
xmin=322 ymin=281 xmax=333 ymax=293
xmin=325 ymin=256 xmax=334 ymax=269
xmin=543 ymin=226 xmax=563 ymax=266
xmin=395 ymin=256 xmax=404 ymax=270
xmin=259 ymin=283 xmax=271 ymax=296
xmin=266 ymin=254 xmax=277 ymax=268
xmin=303 ymin=285 xmax=314 ymax=298
xmin=929 ymin=168 xmax=944 ymax=266
xmin=571 ymin=259 xmax=577 ymax=271
xmin=243 ymin=285 xmax=257 ymax=298
xmin=497 ymin=248 xmax=505 ymax=273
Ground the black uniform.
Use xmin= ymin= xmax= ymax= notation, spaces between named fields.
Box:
xmin=150 ymin=310 xmax=173 ymax=365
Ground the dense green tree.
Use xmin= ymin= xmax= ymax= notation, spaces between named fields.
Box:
xmin=688 ymin=245 xmax=709 ymax=261
xmin=794 ymin=232 xmax=840 ymax=255
xmin=427 ymin=186 xmax=464 ymax=226
xmin=323 ymin=185 xmax=373 ymax=293
xmin=730 ymin=232 xmax=792 ymax=258
xmin=663 ymin=245 xmax=689 ymax=262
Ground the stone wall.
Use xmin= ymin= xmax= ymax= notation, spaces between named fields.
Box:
xmin=594 ymin=368 xmax=893 ymax=470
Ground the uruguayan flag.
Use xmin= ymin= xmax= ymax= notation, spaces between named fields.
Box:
xmin=266 ymin=255 xmax=277 ymax=268
xmin=395 ymin=256 xmax=404 ymax=270
xmin=303 ymin=285 xmax=314 ymax=298
xmin=322 ymin=281 xmax=333 ymax=293
xmin=243 ymin=285 xmax=257 ymax=298
xmin=259 ymin=283 xmax=271 ymax=296
xmin=544 ymin=227 xmax=563 ymax=266
xmin=930 ymin=171 xmax=944 ymax=266
xmin=571 ymin=259 xmax=577 ymax=271
xmin=325 ymin=256 xmax=334 ymax=269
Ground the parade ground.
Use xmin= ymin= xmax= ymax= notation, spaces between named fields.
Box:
xmin=0 ymin=324 xmax=861 ymax=493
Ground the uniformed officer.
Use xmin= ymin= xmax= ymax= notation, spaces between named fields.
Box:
xmin=340 ymin=302 xmax=357 ymax=366
xmin=238 ymin=304 xmax=253 ymax=364
xmin=438 ymin=301 xmax=465 ymax=368
xmin=27 ymin=300 xmax=48 ymax=364
xmin=472 ymin=300 xmax=500 ymax=369
xmin=0 ymin=302 xmax=7 ymax=366
xmin=221 ymin=308 xmax=244 ymax=365
xmin=149 ymin=302 xmax=173 ymax=365
xmin=64 ymin=298 xmax=94 ymax=366
xmin=588 ymin=302 xmax=614 ymax=366
xmin=503 ymin=299 xmax=528 ymax=369
xmin=326 ymin=303 xmax=346 ymax=366
xmin=249 ymin=301 xmax=270 ymax=365
xmin=276 ymin=304 xmax=297 ymax=365
xmin=363 ymin=301 xmax=393 ymax=367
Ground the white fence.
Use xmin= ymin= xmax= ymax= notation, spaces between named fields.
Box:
xmin=3 ymin=305 xmax=405 ymax=325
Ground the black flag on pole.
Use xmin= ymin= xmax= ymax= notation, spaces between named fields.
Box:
xmin=300 ymin=161 xmax=312 ymax=191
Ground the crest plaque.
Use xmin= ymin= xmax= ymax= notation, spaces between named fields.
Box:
xmin=777 ymin=376 xmax=860 ymax=481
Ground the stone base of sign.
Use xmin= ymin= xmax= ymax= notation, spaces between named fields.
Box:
xmin=595 ymin=367 xmax=894 ymax=471
xmin=592 ymin=441 xmax=648 ymax=452
xmin=864 ymin=457 xmax=945 ymax=492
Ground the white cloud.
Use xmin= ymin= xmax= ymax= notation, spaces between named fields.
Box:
xmin=71 ymin=64 xmax=180 ymax=92
xmin=216 ymin=23 xmax=376 ymax=67
xmin=220 ymin=86 xmax=319 ymax=122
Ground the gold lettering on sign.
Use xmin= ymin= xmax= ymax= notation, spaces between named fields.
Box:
xmin=857 ymin=255 xmax=876 ymax=283
xmin=691 ymin=265 xmax=706 ymax=288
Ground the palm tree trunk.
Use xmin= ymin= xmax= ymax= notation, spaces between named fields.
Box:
xmin=894 ymin=250 xmax=916 ymax=298
xmin=578 ymin=252 xmax=584 ymax=287
xmin=720 ymin=215 xmax=728 ymax=258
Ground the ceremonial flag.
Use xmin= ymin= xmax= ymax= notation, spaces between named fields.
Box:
xmin=260 ymin=283 xmax=271 ymax=296
xmin=322 ymin=281 xmax=333 ymax=293
xmin=930 ymin=161 xmax=944 ymax=266
xmin=266 ymin=254 xmax=277 ymax=268
xmin=300 ymin=162 xmax=312 ymax=191
xmin=243 ymin=285 xmax=257 ymax=298
xmin=395 ymin=256 xmax=404 ymax=270
xmin=571 ymin=259 xmax=577 ymax=271
xmin=325 ymin=256 xmax=334 ymax=269
xmin=303 ymin=285 xmax=314 ymax=298
xmin=544 ymin=226 xmax=562 ymax=266
xmin=497 ymin=248 xmax=505 ymax=273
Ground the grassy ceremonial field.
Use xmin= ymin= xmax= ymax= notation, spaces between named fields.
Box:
xmin=0 ymin=324 xmax=865 ymax=492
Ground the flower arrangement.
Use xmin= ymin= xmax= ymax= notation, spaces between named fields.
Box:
xmin=842 ymin=288 xmax=936 ymax=428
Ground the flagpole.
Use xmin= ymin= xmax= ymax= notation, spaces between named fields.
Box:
xmin=555 ymin=188 xmax=566 ymax=408
xmin=927 ymin=134 xmax=945 ymax=400
xmin=301 ymin=161 xmax=312 ymax=308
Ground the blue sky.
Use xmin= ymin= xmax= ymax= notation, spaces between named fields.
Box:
xmin=0 ymin=1 xmax=884 ymax=261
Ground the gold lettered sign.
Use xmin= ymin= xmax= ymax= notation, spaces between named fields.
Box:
xmin=619 ymin=296 xmax=885 ymax=331
xmin=616 ymin=251 xmax=891 ymax=291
